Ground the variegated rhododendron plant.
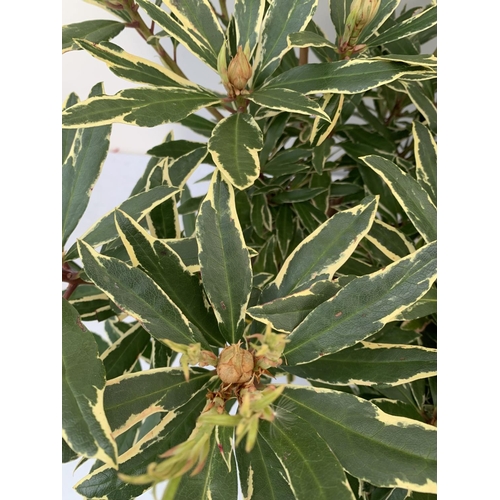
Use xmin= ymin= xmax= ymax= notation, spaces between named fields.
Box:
xmin=62 ymin=0 xmax=437 ymax=498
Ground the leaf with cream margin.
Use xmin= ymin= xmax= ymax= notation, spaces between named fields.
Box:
xmin=104 ymin=367 xmax=213 ymax=437
xmin=284 ymin=342 xmax=437 ymax=387
xmin=276 ymin=386 xmax=437 ymax=493
xmin=62 ymin=20 xmax=125 ymax=53
xmin=361 ymin=155 xmax=437 ymax=243
xmin=114 ymin=209 xmax=223 ymax=346
xmin=258 ymin=407 xmax=357 ymax=500
xmin=196 ymin=171 xmax=253 ymax=344
xmin=62 ymin=87 xmax=220 ymax=129
xmin=284 ymin=241 xmax=437 ymax=365
xmin=64 ymin=185 xmax=178 ymax=261
xmin=252 ymin=0 xmax=318 ymax=86
xmin=234 ymin=0 xmax=266 ymax=59
xmin=62 ymin=83 xmax=111 ymax=247
xmin=175 ymin=426 xmax=238 ymax=500
xmin=261 ymin=195 xmax=378 ymax=302
xmin=78 ymin=239 xmax=210 ymax=349
xmin=62 ymin=298 xmax=118 ymax=468
xmin=74 ymin=385 xmax=211 ymax=500
xmin=248 ymin=88 xmax=330 ymax=121
xmin=413 ymin=121 xmax=437 ymax=206
xmin=208 ymin=113 xmax=263 ymax=190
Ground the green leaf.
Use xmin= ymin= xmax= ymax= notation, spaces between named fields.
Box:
xmin=263 ymin=148 xmax=312 ymax=176
xmin=196 ymin=171 xmax=253 ymax=344
xmin=62 ymin=87 xmax=220 ymax=128
xmin=248 ymin=88 xmax=330 ymax=121
xmin=175 ymin=426 xmax=237 ymax=500
xmin=234 ymin=0 xmax=266 ymax=58
xmin=253 ymin=0 xmax=318 ymax=86
xmin=64 ymin=185 xmax=178 ymax=261
xmin=62 ymin=298 xmax=118 ymax=468
xmin=276 ymin=205 xmax=296 ymax=257
xmin=101 ymin=323 xmax=151 ymax=379
xmin=285 ymin=342 xmax=437 ymax=387
xmin=263 ymin=59 xmax=433 ymax=95
xmin=413 ymin=122 xmax=437 ymax=206
xmin=273 ymin=186 xmax=328 ymax=204
xmin=62 ymin=92 xmax=79 ymax=163
xmin=165 ymin=236 xmax=200 ymax=272
xmin=368 ymin=4 xmax=437 ymax=47
xmin=284 ymin=241 xmax=437 ymax=365
xmin=62 ymin=83 xmax=111 ymax=247
xmin=75 ymin=385 xmax=210 ymax=500
xmin=78 ymin=239 xmax=209 ymax=348
xmin=135 ymin=0 xmax=218 ymax=70
xmin=162 ymin=0 xmax=224 ymax=59
xmin=104 ymin=367 xmax=213 ymax=435
xmin=62 ymin=20 xmax=125 ymax=53
xmin=114 ymin=209 xmax=224 ymax=346
xmin=208 ymin=113 xmax=263 ymax=190
xmin=248 ymin=280 xmax=339 ymax=333
xmin=147 ymin=139 xmax=205 ymax=159
xmin=395 ymin=286 xmax=437 ymax=321
xmin=76 ymin=39 xmax=199 ymax=89
xmin=262 ymin=195 xmax=378 ymax=301
xmin=277 ymin=386 xmax=437 ymax=493
xmin=259 ymin=405 xmax=357 ymax=500
xmin=62 ymin=438 xmax=78 ymax=463
xmin=167 ymin=147 xmax=209 ymax=188
xmin=361 ymin=155 xmax=437 ymax=243
xmin=179 ymin=113 xmax=216 ymax=138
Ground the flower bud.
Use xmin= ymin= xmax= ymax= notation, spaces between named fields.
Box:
xmin=339 ymin=0 xmax=380 ymax=56
xmin=217 ymin=343 xmax=254 ymax=384
xmin=227 ymin=46 xmax=252 ymax=93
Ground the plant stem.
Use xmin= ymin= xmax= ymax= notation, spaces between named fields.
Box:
xmin=299 ymin=47 xmax=309 ymax=66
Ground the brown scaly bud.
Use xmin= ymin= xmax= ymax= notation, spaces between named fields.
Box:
xmin=217 ymin=342 xmax=254 ymax=384
xmin=227 ymin=46 xmax=252 ymax=94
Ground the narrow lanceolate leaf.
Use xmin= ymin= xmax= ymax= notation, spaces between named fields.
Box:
xmin=278 ymin=386 xmax=437 ymax=493
xmin=262 ymin=196 xmax=378 ymax=302
xmin=64 ymin=185 xmax=178 ymax=260
xmin=236 ymin=430 xmax=295 ymax=500
xmin=104 ymin=368 xmax=212 ymax=436
xmin=403 ymin=81 xmax=437 ymax=133
xmin=288 ymin=31 xmax=337 ymax=51
xmin=374 ymin=54 xmax=437 ymax=70
xmin=62 ymin=83 xmax=111 ymax=247
xmin=208 ymin=113 xmax=263 ymax=190
xmin=234 ymin=0 xmax=266 ymax=59
xmin=252 ymin=0 xmax=318 ymax=86
xmin=78 ymin=240 xmax=209 ymax=348
xmin=361 ymin=155 xmax=437 ymax=243
xmin=284 ymin=241 xmax=437 ymax=365
xmin=167 ymin=147 xmax=209 ymax=189
xmin=62 ymin=299 xmax=118 ymax=468
xmin=259 ymin=406 xmax=357 ymax=500
xmin=75 ymin=39 xmax=200 ymax=89
xmin=176 ymin=426 xmax=237 ymax=500
xmin=365 ymin=219 xmax=416 ymax=262
xmin=75 ymin=386 xmax=210 ymax=500
xmin=248 ymin=88 xmax=330 ymax=121
xmin=62 ymin=20 xmax=125 ymax=53
xmin=248 ymin=280 xmax=339 ymax=333
xmin=196 ymin=171 xmax=253 ymax=344
xmin=162 ymin=0 xmax=224 ymax=59
xmin=284 ymin=342 xmax=437 ymax=387
xmin=62 ymin=93 xmax=79 ymax=163
xmin=114 ymin=210 xmax=224 ymax=346
xmin=62 ymin=87 xmax=220 ymax=129
xmin=135 ymin=0 xmax=218 ymax=70
xmin=263 ymin=59 xmax=433 ymax=95
xmin=395 ymin=286 xmax=437 ymax=321
xmin=413 ymin=122 xmax=437 ymax=205
xmin=101 ymin=322 xmax=151 ymax=379
xmin=368 ymin=4 xmax=437 ymax=47
xmin=68 ymin=284 xmax=116 ymax=322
